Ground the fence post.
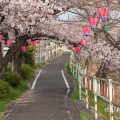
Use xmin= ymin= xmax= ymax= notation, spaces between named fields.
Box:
xmin=70 ymin=56 xmax=72 ymax=70
xmin=109 ymin=79 xmax=113 ymax=120
xmin=73 ymin=61 xmax=75 ymax=76
xmin=78 ymin=63 xmax=82 ymax=100
xmin=93 ymin=76 xmax=98 ymax=120
xmin=85 ymin=76 xmax=89 ymax=109
xmin=97 ymin=80 xmax=100 ymax=95
xmin=76 ymin=62 xmax=78 ymax=79
xmin=86 ymin=90 xmax=89 ymax=109
xmin=39 ymin=44 xmax=43 ymax=63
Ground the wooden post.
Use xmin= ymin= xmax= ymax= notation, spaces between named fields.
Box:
xmin=106 ymin=82 xmax=109 ymax=99
xmin=97 ymin=80 xmax=100 ymax=95
xmin=93 ymin=76 xmax=98 ymax=120
xmin=109 ymin=79 xmax=113 ymax=120
xmin=84 ymin=76 xmax=87 ymax=89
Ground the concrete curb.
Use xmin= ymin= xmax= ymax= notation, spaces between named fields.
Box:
xmin=75 ymin=100 xmax=103 ymax=120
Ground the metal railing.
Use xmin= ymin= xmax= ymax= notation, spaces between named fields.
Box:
xmin=69 ymin=55 xmax=120 ymax=120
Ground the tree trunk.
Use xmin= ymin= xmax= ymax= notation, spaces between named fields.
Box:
xmin=0 ymin=35 xmax=29 ymax=79
xmin=13 ymin=50 xmax=23 ymax=74
xmin=0 ymin=43 xmax=4 ymax=80
xmin=95 ymin=62 xmax=109 ymax=79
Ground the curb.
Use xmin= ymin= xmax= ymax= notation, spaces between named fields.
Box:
xmin=75 ymin=100 xmax=103 ymax=120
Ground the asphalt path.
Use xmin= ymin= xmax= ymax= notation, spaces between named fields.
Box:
xmin=5 ymin=53 xmax=80 ymax=120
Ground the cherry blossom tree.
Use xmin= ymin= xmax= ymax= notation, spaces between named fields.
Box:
xmin=64 ymin=0 xmax=120 ymax=80
xmin=0 ymin=0 xmax=119 ymax=81
xmin=0 ymin=0 xmax=65 ymax=78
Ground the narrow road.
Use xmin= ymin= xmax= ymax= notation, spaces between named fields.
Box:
xmin=5 ymin=53 xmax=80 ymax=120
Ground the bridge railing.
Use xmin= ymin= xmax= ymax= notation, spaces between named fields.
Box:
xmin=69 ymin=55 xmax=120 ymax=120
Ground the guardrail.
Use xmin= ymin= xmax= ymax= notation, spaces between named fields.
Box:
xmin=69 ymin=55 xmax=120 ymax=120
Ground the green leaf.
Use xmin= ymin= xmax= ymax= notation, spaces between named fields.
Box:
xmin=104 ymin=22 xmax=109 ymax=32
xmin=91 ymin=28 xmax=94 ymax=32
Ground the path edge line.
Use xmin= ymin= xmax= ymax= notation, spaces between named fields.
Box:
xmin=61 ymin=70 xmax=70 ymax=89
xmin=31 ymin=70 xmax=42 ymax=90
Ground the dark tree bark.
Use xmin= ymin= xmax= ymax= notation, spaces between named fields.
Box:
xmin=0 ymin=35 xmax=29 ymax=79
xmin=13 ymin=50 xmax=23 ymax=74
xmin=0 ymin=43 xmax=4 ymax=79
xmin=95 ymin=61 xmax=109 ymax=79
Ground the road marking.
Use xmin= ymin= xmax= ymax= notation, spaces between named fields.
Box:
xmin=61 ymin=70 xmax=70 ymax=89
xmin=31 ymin=70 xmax=42 ymax=90
xmin=67 ymin=111 xmax=74 ymax=120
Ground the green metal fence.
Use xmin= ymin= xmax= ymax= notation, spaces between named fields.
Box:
xmin=69 ymin=54 xmax=120 ymax=120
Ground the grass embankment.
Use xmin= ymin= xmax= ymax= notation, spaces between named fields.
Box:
xmin=88 ymin=91 xmax=110 ymax=120
xmin=65 ymin=60 xmax=79 ymax=102
xmin=0 ymin=62 xmax=46 ymax=113
xmin=0 ymin=81 xmax=28 ymax=112
xmin=80 ymin=111 xmax=93 ymax=120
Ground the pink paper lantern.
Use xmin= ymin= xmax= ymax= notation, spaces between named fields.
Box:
xmin=21 ymin=46 xmax=27 ymax=52
xmin=0 ymin=34 xmax=3 ymax=42
xmin=36 ymin=40 xmax=41 ymax=43
xmin=26 ymin=39 xmax=31 ymax=44
xmin=74 ymin=46 xmax=81 ymax=54
xmin=83 ymin=26 xmax=91 ymax=36
xmin=31 ymin=41 xmax=37 ymax=46
xmin=80 ymin=39 xmax=87 ymax=46
xmin=98 ymin=7 xmax=108 ymax=21
xmin=6 ymin=40 xmax=12 ymax=47
xmin=89 ymin=17 xmax=99 ymax=30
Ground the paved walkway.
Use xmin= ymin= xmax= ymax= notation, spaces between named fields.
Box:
xmin=5 ymin=53 xmax=80 ymax=120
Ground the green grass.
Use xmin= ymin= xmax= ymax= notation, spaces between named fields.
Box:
xmin=0 ymin=81 xmax=28 ymax=112
xmin=65 ymin=61 xmax=79 ymax=102
xmin=0 ymin=101 xmax=7 ymax=112
xmin=88 ymin=91 xmax=110 ymax=120
xmin=35 ymin=62 xmax=46 ymax=69
xmin=21 ymin=64 xmax=35 ymax=81
xmin=80 ymin=111 xmax=93 ymax=120
xmin=0 ymin=62 xmax=47 ymax=113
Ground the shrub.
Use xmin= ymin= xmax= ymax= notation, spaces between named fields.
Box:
xmin=23 ymin=46 xmax=35 ymax=66
xmin=21 ymin=64 xmax=34 ymax=80
xmin=0 ymin=80 xmax=10 ymax=99
xmin=7 ymin=63 xmax=12 ymax=72
xmin=35 ymin=62 xmax=46 ymax=69
xmin=4 ymin=72 xmax=21 ymax=87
